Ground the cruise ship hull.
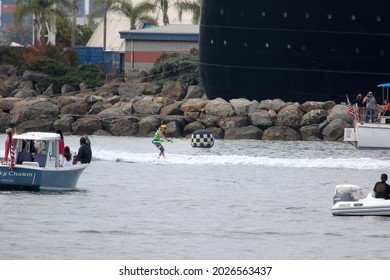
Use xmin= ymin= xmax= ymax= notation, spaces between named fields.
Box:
xmin=199 ymin=0 xmax=390 ymax=103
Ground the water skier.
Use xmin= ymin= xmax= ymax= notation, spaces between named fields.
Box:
xmin=152 ymin=124 xmax=172 ymax=158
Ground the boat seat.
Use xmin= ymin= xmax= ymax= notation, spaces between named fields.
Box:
xmin=34 ymin=153 xmax=46 ymax=167
xmin=16 ymin=152 xmax=33 ymax=164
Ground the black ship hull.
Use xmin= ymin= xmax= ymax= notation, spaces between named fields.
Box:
xmin=199 ymin=0 xmax=390 ymax=103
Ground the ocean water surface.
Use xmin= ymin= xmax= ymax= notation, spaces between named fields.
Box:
xmin=1 ymin=135 xmax=390 ymax=260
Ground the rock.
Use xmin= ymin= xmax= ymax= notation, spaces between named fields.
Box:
xmin=161 ymin=81 xmax=186 ymax=101
xmin=15 ymin=119 xmax=55 ymax=133
xmin=300 ymin=125 xmax=323 ymax=141
xmin=276 ymin=104 xmax=304 ymax=128
xmin=322 ymin=119 xmax=352 ymax=141
xmin=138 ymin=116 xmax=160 ymax=137
xmin=160 ymin=102 xmax=184 ymax=115
xmin=262 ymin=126 xmax=302 ymax=141
xmin=184 ymin=85 xmax=204 ymax=99
xmin=72 ymin=117 xmax=102 ymax=135
xmin=224 ymin=125 xmax=263 ymax=140
xmin=301 ymin=109 xmax=328 ymax=126
xmin=217 ymin=116 xmax=249 ymax=130
xmin=183 ymin=121 xmax=206 ymax=136
xmin=61 ymin=100 xmax=91 ymax=115
xmin=118 ymin=83 xmax=145 ymax=98
xmin=102 ymin=118 xmax=139 ymax=136
xmin=133 ymin=97 xmax=162 ymax=115
xmin=249 ymin=110 xmax=274 ymax=127
xmin=181 ymin=98 xmax=207 ymax=112
xmin=205 ymin=98 xmax=235 ymax=117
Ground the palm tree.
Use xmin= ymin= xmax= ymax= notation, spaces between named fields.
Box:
xmin=88 ymin=0 xmax=116 ymax=50
xmin=154 ymin=0 xmax=174 ymax=25
xmin=14 ymin=0 xmax=70 ymax=46
xmin=175 ymin=0 xmax=200 ymax=24
xmin=109 ymin=0 xmax=157 ymax=30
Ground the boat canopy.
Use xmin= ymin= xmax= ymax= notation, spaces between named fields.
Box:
xmin=13 ymin=132 xmax=60 ymax=141
xmin=377 ymin=83 xmax=390 ymax=101
xmin=378 ymin=83 xmax=390 ymax=88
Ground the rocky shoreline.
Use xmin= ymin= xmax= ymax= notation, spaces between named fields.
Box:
xmin=0 ymin=65 xmax=354 ymax=141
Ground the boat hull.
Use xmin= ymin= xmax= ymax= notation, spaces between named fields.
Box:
xmin=332 ymin=200 xmax=390 ymax=216
xmin=344 ymin=122 xmax=390 ymax=149
xmin=0 ymin=164 xmax=88 ymax=191
xmin=199 ymin=0 xmax=390 ymax=103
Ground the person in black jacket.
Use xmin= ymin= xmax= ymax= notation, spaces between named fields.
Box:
xmin=373 ymin=173 xmax=390 ymax=199
xmin=74 ymin=137 xmax=92 ymax=164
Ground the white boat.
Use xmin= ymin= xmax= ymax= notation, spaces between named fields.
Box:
xmin=344 ymin=120 xmax=390 ymax=149
xmin=331 ymin=184 xmax=390 ymax=216
xmin=344 ymin=83 xmax=390 ymax=149
xmin=0 ymin=132 xmax=88 ymax=191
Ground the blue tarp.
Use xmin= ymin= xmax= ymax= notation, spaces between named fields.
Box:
xmin=378 ymin=83 xmax=390 ymax=88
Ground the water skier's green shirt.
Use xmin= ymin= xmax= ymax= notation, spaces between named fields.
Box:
xmin=153 ymin=128 xmax=163 ymax=143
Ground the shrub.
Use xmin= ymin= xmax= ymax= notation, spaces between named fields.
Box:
xmin=148 ymin=53 xmax=201 ymax=88
xmin=38 ymin=64 xmax=103 ymax=94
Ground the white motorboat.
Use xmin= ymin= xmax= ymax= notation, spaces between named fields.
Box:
xmin=0 ymin=132 xmax=88 ymax=191
xmin=331 ymin=184 xmax=390 ymax=216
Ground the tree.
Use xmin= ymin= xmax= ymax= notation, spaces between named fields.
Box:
xmin=14 ymin=0 xmax=70 ymax=46
xmin=109 ymin=0 xmax=157 ymax=30
xmin=175 ymin=0 xmax=200 ymax=24
xmin=154 ymin=0 xmax=174 ymax=25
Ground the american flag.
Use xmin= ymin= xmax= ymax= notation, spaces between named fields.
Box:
xmin=346 ymin=94 xmax=357 ymax=118
xmin=9 ymin=142 xmax=14 ymax=170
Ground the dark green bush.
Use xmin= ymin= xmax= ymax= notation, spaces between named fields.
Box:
xmin=148 ymin=53 xmax=201 ymax=88
xmin=24 ymin=56 xmax=68 ymax=76
xmin=38 ymin=64 xmax=103 ymax=94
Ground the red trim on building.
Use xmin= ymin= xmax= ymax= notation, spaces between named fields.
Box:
xmin=2 ymin=4 xmax=16 ymax=13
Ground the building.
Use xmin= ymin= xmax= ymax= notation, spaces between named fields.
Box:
xmin=120 ymin=24 xmax=198 ymax=72
xmin=0 ymin=0 xmax=16 ymax=30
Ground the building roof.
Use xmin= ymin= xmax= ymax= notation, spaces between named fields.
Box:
xmin=120 ymin=24 xmax=199 ymax=41
xmin=86 ymin=1 xmax=195 ymax=52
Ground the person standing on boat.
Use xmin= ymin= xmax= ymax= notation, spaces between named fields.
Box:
xmin=364 ymin=92 xmax=377 ymax=123
xmin=83 ymin=134 xmax=91 ymax=147
xmin=373 ymin=173 xmax=390 ymax=199
xmin=152 ymin=124 xmax=172 ymax=158
xmin=56 ymin=130 xmax=65 ymax=154
xmin=1 ymin=128 xmax=15 ymax=163
xmin=74 ymin=137 xmax=92 ymax=164
xmin=356 ymin=93 xmax=364 ymax=122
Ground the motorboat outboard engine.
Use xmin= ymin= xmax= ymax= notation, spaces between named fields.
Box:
xmin=333 ymin=184 xmax=364 ymax=204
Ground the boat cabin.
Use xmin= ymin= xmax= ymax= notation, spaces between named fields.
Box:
xmin=13 ymin=132 xmax=60 ymax=168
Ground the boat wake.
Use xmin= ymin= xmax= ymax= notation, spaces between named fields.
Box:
xmin=93 ymin=153 xmax=390 ymax=170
